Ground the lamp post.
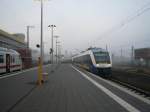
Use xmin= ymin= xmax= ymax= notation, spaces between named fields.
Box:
xmin=57 ymin=44 xmax=61 ymax=63
xmin=56 ymin=41 xmax=60 ymax=63
xmin=54 ymin=35 xmax=59 ymax=63
xmin=48 ymin=25 xmax=56 ymax=64
xmin=40 ymin=0 xmax=44 ymax=65
xmin=43 ymin=42 xmax=47 ymax=62
xmin=26 ymin=25 xmax=34 ymax=48
xmin=35 ymin=0 xmax=44 ymax=64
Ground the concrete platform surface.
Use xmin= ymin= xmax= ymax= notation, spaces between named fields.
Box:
xmin=0 ymin=64 xmax=150 ymax=112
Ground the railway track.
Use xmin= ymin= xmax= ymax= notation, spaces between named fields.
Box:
xmin=74 ymin=65 xmax=150 ymax=100
xmin=110 ymin=78 xmax=150 ymax=99
xmin=110 ymin=70 xmax=150 ymax=99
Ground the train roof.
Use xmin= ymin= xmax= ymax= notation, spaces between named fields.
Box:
xmin=88 ymin=47 xmax=107 ymax=52
xmin=0 ymin=47 xmax=20 ymax=55
xmin=72 ymin=47 xmax=108 ymax=59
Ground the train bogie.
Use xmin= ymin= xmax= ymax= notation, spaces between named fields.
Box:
xmin=97 ymin=68 xmax=111 ymax=77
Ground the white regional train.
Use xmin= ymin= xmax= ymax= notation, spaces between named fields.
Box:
xmin=72 ymin=48 xmax=112 ymax=77
xmin=0 ymin=47 xmax=22 ymax=74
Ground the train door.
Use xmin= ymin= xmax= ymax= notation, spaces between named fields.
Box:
xmin=6 ymin=54 xmax=10 ymax=72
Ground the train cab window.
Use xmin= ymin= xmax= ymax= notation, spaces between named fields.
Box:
xmin=0 ymin=55 xmax=4 ymax=63
xmin=94 ymin=52 xmax=110 ymax=63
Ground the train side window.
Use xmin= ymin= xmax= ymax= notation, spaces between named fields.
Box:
xmin=17 ymin=56 xmax=19 ymax=64
xmin=10 ymin=56 xmax=13 ymax=63
xmin=0 ymin=55 xmax=4 ymax=63
xmin=12 ymin=56 xmax=15 ymax=63
xmin=14 ymin=56 xmax=16 ymax=63
xmin=15 ymin=56 xmax=17 ymax=64
xmin=19 ymin=56 xmax=21 ymax=63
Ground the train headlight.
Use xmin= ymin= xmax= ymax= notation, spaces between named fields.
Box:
xmin=96 ymin=64 xmax=99 ymax=67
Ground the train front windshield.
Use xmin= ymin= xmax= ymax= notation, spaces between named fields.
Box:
xmin=93 ymin=52 xmax=110 ymax=64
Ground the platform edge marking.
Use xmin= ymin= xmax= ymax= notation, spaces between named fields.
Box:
xmin=71 ymin=65 xmax=140 ymax=112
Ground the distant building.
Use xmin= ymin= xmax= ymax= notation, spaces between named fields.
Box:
xmin=0 ymin=29 xmax=33 ymax=69
xmin=0 ymin=29 xmax=27 ymax=49
xmin=12 ymin=33 xmax=25 ymax=43
xmin=134 ymin=48 xmax=150 ymax=67
xmin=17 ymin=49 xmax=32 ymax=69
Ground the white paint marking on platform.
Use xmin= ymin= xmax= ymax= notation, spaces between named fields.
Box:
xmin=0 ymin=64 xmax=50 ymax=79
xmin=72 ymin=65 xmax=140 ymax=112
xmin=87 ymin=69 xmax=150 ymax=105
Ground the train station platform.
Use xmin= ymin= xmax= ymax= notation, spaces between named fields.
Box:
xmin=0 ymin=64 xmax=150 ymax=112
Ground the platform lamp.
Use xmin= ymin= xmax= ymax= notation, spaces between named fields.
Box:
xmin=48 ymin=25 xmax=56 ymax=65
xmin=56 ymin=41 xmax=61 ymax=63
xmin=57 ymin=44 xmax=61 ymax=63
xmin=54 ymin=35 xmax=59 ymax=63
xmin=34 ymin=0 xmax=50 ymax=66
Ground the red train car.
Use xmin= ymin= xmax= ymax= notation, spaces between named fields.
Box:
xmin=17 ymin=49 xmax=32 ymax=69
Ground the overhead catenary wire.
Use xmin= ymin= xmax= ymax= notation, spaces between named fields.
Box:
xmin=74 ymin=1 xmax=150 ymax=55
xmin=91 ymin=2 xmax=150 ymax=46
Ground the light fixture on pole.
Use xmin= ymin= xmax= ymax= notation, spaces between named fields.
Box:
xmin=54 ymin=35 xmax=59 ymax=63
xmin=48 ymin=25 xmax=56 ymax=64
xmin=56 ymin=41 xmax=60 ymax=63
xmin=57 ymin=44 xmax=61 ymax=63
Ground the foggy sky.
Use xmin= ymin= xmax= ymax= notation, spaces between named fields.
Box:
xmin=0 ymin=0 xmax=150 ymax=56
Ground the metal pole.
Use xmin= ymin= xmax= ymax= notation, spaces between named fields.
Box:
xmin=27 ymin=26 xmax=34 ymax=48
xmin=54 ymin=36 xmax=59 ymax=63
xmin=27 ymin=26 xmax=29 ymax=48
xmin=59 ymin=45 xmax=60 ymax=63
xmin=56 ymin=39 xmax=57 ymax=63
xmin=131 ymin=46 xmax=134 ymax=66
xmin=43 ymin=43 xmax=44 ymax=62
xmin=106 ymin=44 xmax=108 ymax=51
xmin=56 ymin=42 xmax=60 ymax=63
xmin=57 ymin=45 xmax=59 ymax=63
xmin=57 ymin=45 xmax=61 ymax=63
xmin=49 ymin=48 xmax=51 ymax=63
xmin=41 ymin=0 xmax=43 ymax=64
xmin=48 ymin=25 xmax=56 ymax=65
xmin=121 ymin=48 xmax=123 ymax=62
xmin=59 ymin=45 xmax=61 ymax=63
xmin=51 ymin=26 xmax=53 ymax=64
